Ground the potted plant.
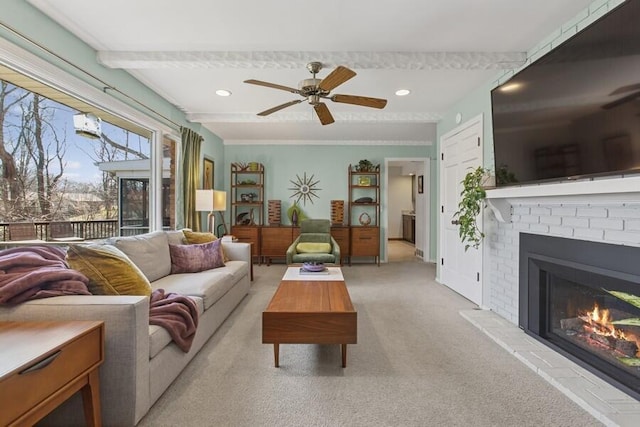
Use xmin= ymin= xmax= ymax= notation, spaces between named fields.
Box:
xmin=356 ymin=159 xmax=376 ymax=172
xmin=453 ymin=166 xmax=492 ymax=251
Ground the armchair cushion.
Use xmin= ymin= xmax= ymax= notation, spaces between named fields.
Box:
xmin=298 ymin=232 xmax=331 ymax=244
xmin=296 ymin=242 xmax=331 ymax=253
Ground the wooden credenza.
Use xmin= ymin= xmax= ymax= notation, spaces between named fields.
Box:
xmin=231 ymin=224 xmax=378 ymax=265
xmin=230 ymin=225 xmax=260 ymax=262
xmin=331 ymin=225 xmax=350 ymax=265
xmin=0 ymin=321 xmax=105 ymax=427
xmin=260 ymin=226 xmax=299 ymax=265
xmin=251 ymin=225 xmax=352 ymax=265
xmin=350 ymin=226 xmax=380 ymax=265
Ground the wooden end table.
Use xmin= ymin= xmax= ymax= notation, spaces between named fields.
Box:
xmin=0 ymin=321 xmax=105 ymax=427
xmin=262 ymin=267 xmax=357 ymax=367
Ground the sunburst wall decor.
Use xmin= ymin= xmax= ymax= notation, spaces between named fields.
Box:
xmin=288 ymin=172 xmax=321 ymax=205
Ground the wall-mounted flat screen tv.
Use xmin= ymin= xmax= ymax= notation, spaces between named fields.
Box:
xmin=491 ymin=0 xmax=640 ymax=187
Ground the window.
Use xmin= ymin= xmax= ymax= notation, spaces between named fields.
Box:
xmin=0 ymin=73 xmax=176 ymax=239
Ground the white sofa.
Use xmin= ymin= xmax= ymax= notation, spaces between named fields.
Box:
xmin=0 ymin=230 xmax=252 ymax=426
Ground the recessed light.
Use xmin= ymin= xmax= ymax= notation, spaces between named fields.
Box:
xmin=216 ymin=89 xmax=232 ymax=97
xmin=395 ymin=89 xmax=411 ymax=96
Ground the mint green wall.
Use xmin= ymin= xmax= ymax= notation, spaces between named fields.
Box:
xmin=433 ymin=0 xmax=626 ymax=272
xmin=224 ymin=144 xmax=432 ymax=258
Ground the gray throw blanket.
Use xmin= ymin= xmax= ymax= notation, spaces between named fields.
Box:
xmin=0 ymin=245 xmax=91 ymax=304
xmin=149 ymin=289 xmax=199 ymax=352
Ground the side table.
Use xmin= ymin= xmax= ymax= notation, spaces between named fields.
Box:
xmin=0 ymin=321 xmax=105 ymax=426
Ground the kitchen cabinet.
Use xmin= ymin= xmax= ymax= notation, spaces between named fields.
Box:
xmin=402 ymin=214 xmax=415 ymax=243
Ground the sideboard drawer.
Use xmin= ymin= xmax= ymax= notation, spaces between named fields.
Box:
xmin=351 ymin=227 xmax=379 ymax=257
xmin=231 ymin=226 xmax=260 ymax=257
xmin=0 ymin=322 xmax=103 ymax=426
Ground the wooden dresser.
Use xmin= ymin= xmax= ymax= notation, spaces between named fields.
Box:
xmin=260 ymin=226 xmax=299 ymax=265
xmin=0 ymin=321 xmax=105 ymax=427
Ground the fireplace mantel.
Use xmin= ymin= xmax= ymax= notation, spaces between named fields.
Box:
xmin=484 ymin=176 xmax=640 ymax=223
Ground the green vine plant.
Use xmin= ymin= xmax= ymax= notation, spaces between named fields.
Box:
xmin=453 ymin=166 xmax=492 ymax=251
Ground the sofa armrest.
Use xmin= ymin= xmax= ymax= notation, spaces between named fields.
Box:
xmin=286 ymin=236 xmax=301 ymax=264
xmin=222 ymin=241 xmax=251 ymax=264
xmin=331 ymin=236 xmax=341 ymax=265
xmin=0 ymin=295 xmax=150 ymax=426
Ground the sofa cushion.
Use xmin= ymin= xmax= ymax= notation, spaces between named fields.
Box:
xmin=182 ymin=230 xmax=217 ymax=244
xmin=151 ymin=269 xmax=236 ymax=310
xmin=296 ymin=242 xmax=331 ymax=253
xmin=169 ymin=239 xmax=225 ymax=274
xmin=66 ymin=244 xmax=152 ymax=296
xmin=149 ymin=296 xmax=204 ymax=359
xmin=111 ymin=231 xmax=171 ymax=282
xmin=165 ymin=230 xmax=186 ymax=246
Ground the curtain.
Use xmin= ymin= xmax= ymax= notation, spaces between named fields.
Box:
xmin=181 ymin=127 xmax=203 ymax=231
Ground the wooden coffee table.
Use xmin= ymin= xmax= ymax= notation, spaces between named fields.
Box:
xmin=262 ymin=267 xmax=357 ymax=367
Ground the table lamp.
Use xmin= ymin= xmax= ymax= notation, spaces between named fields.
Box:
xmin=195 ymin=189 xmax=227 ymax=236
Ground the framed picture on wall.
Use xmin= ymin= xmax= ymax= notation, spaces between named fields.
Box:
xmin=203 ymin=157 xmax=214 ymax=190
xmin=417 ymin=175 xmax=424 ymax=194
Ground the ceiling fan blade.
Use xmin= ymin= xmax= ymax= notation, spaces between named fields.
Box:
xmin=313 ymin=102 xmax=335 ymax=125
xmin=331 ymin=94 xmax=388 ymax=109
xmin=318 ymin=66 xmax=356 ymax=92
xmin=244 ymin=79 xmax=300 ymax=94
xmin=257 ymin=99 xmax=303 ymax=116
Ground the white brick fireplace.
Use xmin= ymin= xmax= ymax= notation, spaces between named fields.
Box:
xmin=484 ymin=176 xmax=640 ymax=323
xmin=473 ymin=176 xmax=640 ymax=425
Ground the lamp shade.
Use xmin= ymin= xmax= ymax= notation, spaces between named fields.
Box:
xmin=212 ymin=190 xmax=227 ymax=212
xmin=195 ymin=189 xmax=214 ymax=212
xmin=195 ymin=189 xmax=227 ymax=212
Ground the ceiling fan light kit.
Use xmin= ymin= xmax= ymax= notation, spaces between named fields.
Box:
xmin=244 ymin=62 xmax=387 ymax=125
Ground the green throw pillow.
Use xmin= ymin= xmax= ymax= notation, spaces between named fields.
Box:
xmin=66 ymin=244 xmax=152 ymax=296
xmin=296 ymin=242 xmax=331 ymax=254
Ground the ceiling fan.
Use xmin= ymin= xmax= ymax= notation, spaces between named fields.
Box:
xmin=244 ymin=62 xmax=387 ymax=125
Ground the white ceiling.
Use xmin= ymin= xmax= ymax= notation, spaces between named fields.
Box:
xmin=27 ymin=0 xmax=594 ymax=144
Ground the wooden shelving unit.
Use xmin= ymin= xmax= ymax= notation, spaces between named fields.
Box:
xmin=230 ymin=163 xmax=264 ymax=261
xmin=348 ymin=164 xmax=380 ymax=265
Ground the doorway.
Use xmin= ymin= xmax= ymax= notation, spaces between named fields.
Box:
xmin=438 ymin=114 xmax=483 ymax=305
xmin=384 ymin=158 xmax=430 ymax=263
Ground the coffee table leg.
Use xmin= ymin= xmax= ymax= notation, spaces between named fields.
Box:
xmin=274 ymin=343 xmax=279 ymax=368
xmin=341 ymin=344 xmax=347 ymax=368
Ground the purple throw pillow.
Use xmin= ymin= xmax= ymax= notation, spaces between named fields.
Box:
xmin=169 ymin=239 xmax=225 ymax=274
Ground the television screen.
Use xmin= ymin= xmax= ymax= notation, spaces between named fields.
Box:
xmin=491 ymin=0 xmax=640 ymax=187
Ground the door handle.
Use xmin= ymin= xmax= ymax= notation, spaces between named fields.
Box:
xmin=451 ymin=219 xmax=460 ymax=225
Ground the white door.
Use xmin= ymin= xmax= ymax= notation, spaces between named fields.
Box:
xmin=440 ymin=117 xmax=483 ymax=305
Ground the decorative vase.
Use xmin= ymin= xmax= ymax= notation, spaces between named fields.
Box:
xmin=291 ymin=208 xmax=298 ymax=226
xmin=359 ymin=212 xmax=371 ymax=226
xmin=331 ymin=200 xmax=344 ymax=225
xmin=268 ymin=200 xmax=281 ymax=225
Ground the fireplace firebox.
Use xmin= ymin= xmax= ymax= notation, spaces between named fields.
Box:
xmin=519 ymin=233 xmax=640 ymax=399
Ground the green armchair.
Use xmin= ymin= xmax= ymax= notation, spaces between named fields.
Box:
xmin=286 ymin=219 xmax=341 ymax=265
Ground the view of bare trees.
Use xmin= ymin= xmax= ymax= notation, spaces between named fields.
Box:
xmin=0 ymin=80 xmax=150 ymax=223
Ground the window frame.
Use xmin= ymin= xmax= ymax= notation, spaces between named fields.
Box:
xmin=0 ymin=37 xmax=181 ymax=233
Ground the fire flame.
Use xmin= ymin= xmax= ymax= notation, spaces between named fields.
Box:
xmin=579 ymin=304 xmax=640 ymax=355
xmin=581 ymin=305 xmax=622 ymax=338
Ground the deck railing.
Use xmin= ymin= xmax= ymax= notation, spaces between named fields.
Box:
xmin=0 ymin=220 xmax=121 ymax=242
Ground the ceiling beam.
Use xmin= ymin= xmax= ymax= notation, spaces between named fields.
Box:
xmin=187 ymin=111 xmax=443 ymax=123
xmin=98 ymin=51 xmax=526 ymax=71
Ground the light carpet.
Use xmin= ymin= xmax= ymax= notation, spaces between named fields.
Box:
xmin=138 ymin=261 xmax=601 ymax=427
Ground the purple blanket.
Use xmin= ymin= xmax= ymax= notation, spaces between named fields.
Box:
xmin=149 ymin=289 xmax=199 ymax=352
xmin=0 ymin=245 xmax=90 ymax=304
